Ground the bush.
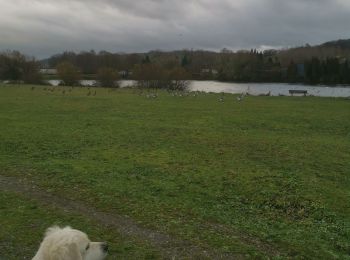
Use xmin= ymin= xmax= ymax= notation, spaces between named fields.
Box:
xmin=56 ymin=62 xmax=81 ymax=86
xmin=97 ymin=67 xmax=120 ymax=87
xmin=133 ymin=63 xmax=169 ymax=89
xmin=22 ymin=60 xmax=42 ymax=84
xmin=168 ymin=67 xmax=191 ymax=91
xmin=0 ymin=51 xmax=42 ymax=84
xmin=133 ymin=64 xmax=190 ymax=91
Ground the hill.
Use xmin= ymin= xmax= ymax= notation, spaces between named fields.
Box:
xmin=320 ymin=39 xmax=350 ymax=49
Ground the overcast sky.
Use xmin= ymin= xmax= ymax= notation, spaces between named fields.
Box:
xmin=0 ymin=0 xmax=349 ymax=58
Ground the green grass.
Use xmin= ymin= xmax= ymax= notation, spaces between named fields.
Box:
xmin=0 ymin=192 xmax=160 ymax=259
xmin=0 ymin=84 xmax=350 ymax=258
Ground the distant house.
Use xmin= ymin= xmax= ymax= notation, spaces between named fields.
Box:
xmin=200 ymin=68 xmax=218 ymax=75
xmin=118 ymin=70 xmax=132 ymax=78
xmin=192 ymin=72 xmax=201 ymax=78
xmin=39 ymin=68 xmax=57 ymax=75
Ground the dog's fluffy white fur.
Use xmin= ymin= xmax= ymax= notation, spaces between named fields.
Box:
xmin=33 ymin=226 xmax=108 ymax=260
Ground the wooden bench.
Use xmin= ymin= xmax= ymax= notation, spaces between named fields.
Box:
xmin=289 ymin=90 xmax=307 ymax=96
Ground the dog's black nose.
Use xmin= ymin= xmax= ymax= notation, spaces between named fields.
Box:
xmin=101 ymin=242 xmax=108 ymax=252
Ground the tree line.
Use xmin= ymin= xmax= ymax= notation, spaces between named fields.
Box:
xmin=217 ymin=49 xmax=350 ymax=84
xmin=2 ymin=39 xmax=350 ymax=86
xmin=285 ymin=58 xmax=350 ymax=85
xmin=54 ymin=61 xmax=190 ymax=90
xmin=0 ymin=51 xmax=42 ymax=84
xmin=44 ymin=42 xmax=350 ymax=85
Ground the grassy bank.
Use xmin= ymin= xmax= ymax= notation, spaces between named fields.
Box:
xmin=0 ymin=191 xmax=160 ymax=259
xmin=0 ymin=84 xmax=349 ymax=258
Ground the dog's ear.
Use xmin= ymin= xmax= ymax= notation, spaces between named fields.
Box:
xmin=45 ymin=226 xmax=61 ymax=237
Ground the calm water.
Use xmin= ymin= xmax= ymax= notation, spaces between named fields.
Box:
xmin=47 ymin=80 xmax=350 ymax=98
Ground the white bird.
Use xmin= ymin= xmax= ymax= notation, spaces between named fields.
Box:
xmin=237 ymin=93 xmax=246 ymax=102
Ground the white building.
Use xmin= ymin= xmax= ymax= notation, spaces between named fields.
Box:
xmin=39 ymin=69 xmax=57 ymax=75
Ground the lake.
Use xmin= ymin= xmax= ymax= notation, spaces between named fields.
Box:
xmin=47 ymin=80 xmax=350 ymax=98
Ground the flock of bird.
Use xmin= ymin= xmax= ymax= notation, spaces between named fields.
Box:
xmin=139 ymin=89 xmax=249 ymax=102
xmin=40 ymin=86 xmax=74 ymax=95
xmin=31 ymin=85 xmax=251 ymax=102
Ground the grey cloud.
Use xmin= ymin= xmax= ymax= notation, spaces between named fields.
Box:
xmin=0 ymin=0 xmax=349 ymax=58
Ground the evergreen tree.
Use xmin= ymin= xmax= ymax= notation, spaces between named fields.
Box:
xmin=142 ymin=55 xmax=151 ymax=64
xmin=181 ymin=54 xmax=189 ymax=67
xmin=287 ymin=61 xmax=298 ymax=82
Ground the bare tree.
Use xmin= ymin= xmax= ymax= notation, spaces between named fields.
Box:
xmin=168 ymin=67 xmax=191 ymax=91
xmin=56 ymin=62 xmax=81 ymax=86
xmin=97 ymin=67 xmax=120 ymax=87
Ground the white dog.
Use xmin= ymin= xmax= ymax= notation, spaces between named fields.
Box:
xmin=33 ymin=226 xmax=108 ymax=260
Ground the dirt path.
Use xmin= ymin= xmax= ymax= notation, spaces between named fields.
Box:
xmin=0 ymin=175 xmax=281 ymax=259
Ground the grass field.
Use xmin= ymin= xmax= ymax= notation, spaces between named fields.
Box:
xmin=0 ymin=84 xmax=349 ymax=259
